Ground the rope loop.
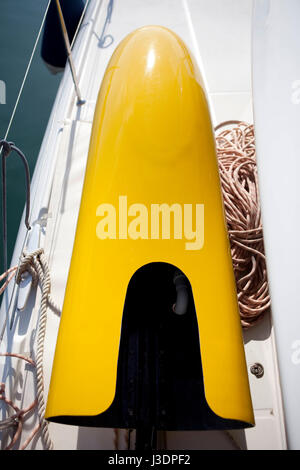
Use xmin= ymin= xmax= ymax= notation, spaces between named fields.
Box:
xmin=15 ymin=249 xmax=43 ymax=288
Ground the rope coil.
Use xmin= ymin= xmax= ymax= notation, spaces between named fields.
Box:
xmin=215 ymin=121 xmax=270 ymax=328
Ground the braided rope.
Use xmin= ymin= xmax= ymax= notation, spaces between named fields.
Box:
xmin=0 ymin=371 xmax=38 ymax=450
xmin=0 ymin=266 xmax=18 ymax=296
xmin=1 ymin=249 xmax=55 ymax=449
xmin=18 ymin=249 xmax=54 ymax=449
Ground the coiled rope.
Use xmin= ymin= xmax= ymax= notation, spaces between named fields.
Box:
xmin=0 ymin=249 xmax=56 ymax=450
xmin=215 ymin=121 xmax=270 ymax=328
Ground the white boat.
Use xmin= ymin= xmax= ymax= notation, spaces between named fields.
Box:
xmin=0 ymin=0 xmax=294 ymax=450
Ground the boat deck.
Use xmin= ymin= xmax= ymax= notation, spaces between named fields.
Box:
xmin=0 ymin=0 xmax=286 ymax=450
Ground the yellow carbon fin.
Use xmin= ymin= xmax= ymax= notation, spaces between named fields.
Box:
xmin=45 ymin=26 xmax=254 ymax=429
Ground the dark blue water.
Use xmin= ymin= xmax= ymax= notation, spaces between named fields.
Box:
xmin=0 ymin=0 xmax=62 ymax=272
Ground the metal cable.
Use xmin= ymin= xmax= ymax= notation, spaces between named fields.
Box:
xmin=70 ymin=0 xmax=92 ymax=49
xmin=1 ymin=1 xmax=52 ymax=144
xmin=0 ymin=141 xmax=31 ymax=274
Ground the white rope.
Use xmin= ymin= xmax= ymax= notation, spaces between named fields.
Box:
xmin=17 ymin=248 xmax=58 ymax=450
xmin=2 ymin=0 xmax=52 ymax=142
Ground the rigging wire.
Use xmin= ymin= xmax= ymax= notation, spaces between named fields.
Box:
xmin=1 ymin=0 xmax=52 ymax=143
xmin=70 ymin=0 xmax=92 ymax=49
